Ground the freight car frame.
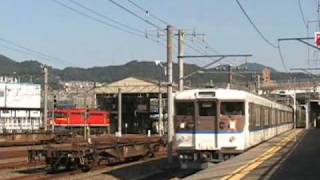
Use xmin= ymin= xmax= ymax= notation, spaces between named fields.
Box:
xmin=28 ymin=135 xmax=164 ymax=172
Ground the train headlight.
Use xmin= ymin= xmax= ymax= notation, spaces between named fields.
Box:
xmin=180 ymin=122 xmax=186 ymax=129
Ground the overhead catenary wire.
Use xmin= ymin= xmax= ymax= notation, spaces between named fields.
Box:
xmin=108 ymin=0 xmax=163 ymax=30
xmin=51 ymin=0 xmax=163 ymax=44
xmin=235 ymin=0 xmax=291 ymax=73
xmin=235 ymin=0 xmax=279 ymax=49
xmin=196 ymin=37 xmax=220 ymax=54
xmin=67 ymin=0 xmax=146 ymax=35
xmin=0 ymin=37 xmax=73 ymax=66
xmin=126 ymin=0 xmax=170 ymax=26
xmin=121 ymin=0 xmax=222 ymax=64
xmin=66 ymin=0 xmax=224 ymax=68
xmin=298 ymin=0 xmax=308 ymax=28
xmin=189 ymin=35 xmax=220 ymax=54
xmin=277 ymin=41 xmax=289 ymax=72
xmin=0 ymin=42 xmax=40 ymax=58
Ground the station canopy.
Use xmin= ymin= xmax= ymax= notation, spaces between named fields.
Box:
xmin=95 ymin=77 xmax=177 ymax=94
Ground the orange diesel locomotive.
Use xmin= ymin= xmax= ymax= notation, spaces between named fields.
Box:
xmin=49 ymin=108 xmax=111 ymax=134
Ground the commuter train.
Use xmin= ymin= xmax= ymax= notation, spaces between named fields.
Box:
xmin=175 ymin=88 xmax=293 ymax=168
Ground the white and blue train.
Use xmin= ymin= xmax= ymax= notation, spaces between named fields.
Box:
xmin=174 ymin=88 xmax=293 ymax=168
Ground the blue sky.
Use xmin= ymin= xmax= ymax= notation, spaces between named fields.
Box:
xmin=0 ymin=0 xmax=317 ymax=71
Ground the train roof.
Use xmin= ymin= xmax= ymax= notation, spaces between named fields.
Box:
xmin=175 ymin=88 xmax=292 ymax=111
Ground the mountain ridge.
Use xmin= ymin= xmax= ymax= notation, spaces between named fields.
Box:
xmin=0 ymin=54 xmax=311 ymax=88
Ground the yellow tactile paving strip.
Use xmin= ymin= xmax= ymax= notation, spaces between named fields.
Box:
xmin=222 ymin=129 xmax=302 ymax=180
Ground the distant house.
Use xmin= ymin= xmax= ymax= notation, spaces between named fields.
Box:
xmin=262 ymin=68 xmax=272 ymax=84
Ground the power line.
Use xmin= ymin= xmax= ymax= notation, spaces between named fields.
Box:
xmin=298 ymin=0 xmax=308 ymax=27
xmin=52 ymin=0 xmax=142 ymax=37
xmin=0 ymin=42 xmax=64 ymax=68
xmin=235 ymin=0 xmax=290 ymax=73
xmin=108 ymin=0 xmax=163 ymax=30
xmin=51 ymin=0 xmax=162 ymax=44
xmin=123 ymin=0 xmax=223 ymax=62
xmin=277 ymin=41 xmax=289 ymax=72
xmin=67 ymin=0 xmax=145 ymax=35
xmin=190 ymin=35 xmax=220 ymax=54
xmin=126 ymin=0 xmax=170 ymax=26
xmin=0 ymin=37 xmax=72 ymax=66
xmin=0 ymin=42 xmax=38 ymax=57
xmin=235 ymin=0 xmax=278 ymax=49
xmin=317 ymin=0 xmax=320 ymax=30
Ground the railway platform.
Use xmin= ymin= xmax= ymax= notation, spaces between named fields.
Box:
xmin=183 ymin=129 xmax=305 ymax=180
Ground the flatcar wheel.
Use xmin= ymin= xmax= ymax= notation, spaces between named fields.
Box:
xmin=79 ymin=165 xmax=91 ymax=172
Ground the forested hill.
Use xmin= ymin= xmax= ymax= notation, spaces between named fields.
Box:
xmin=0 ymin=54 xmax=311 ymax=88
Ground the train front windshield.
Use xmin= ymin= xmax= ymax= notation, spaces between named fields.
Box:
xmin=220 ymin=102 xmax=244 ymax=116
xmin=176 ymin=102 xmax=194 ymax=116
xmin=175 ymin=102 xmax=194 ymax=131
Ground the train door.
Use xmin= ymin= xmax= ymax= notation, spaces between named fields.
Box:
xmin=194 ymin=101 xmax=217 ymax=150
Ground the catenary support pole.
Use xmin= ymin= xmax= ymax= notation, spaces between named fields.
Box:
xmin=43 ymin=65 xmax=48 ymax=131
xmin=178 ymin=30 xmax=184 ymax=91
xmin=167 ymin=25 xmax=174 ymax=163
xmin=118 ymin=88 xmax=122 ymax=137
xmin=158 ymin=86 xmax=163 ymax=136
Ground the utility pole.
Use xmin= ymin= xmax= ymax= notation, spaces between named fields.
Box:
xmin=227 ymin=65 xmax=232 ymax=88
xmin=52 ymin=95 xmax=57 ymax=132
xmin=118 ymin=88 xmax=122 ymax=137
xmin=167 ymin=25 xmax=174 ymax=163
xmin=178 ymin=30 xmax=184 ymax=91
xmin=84 ymin=105 xmax=90 ymax=139
xmin=293 ymin=92 xmax=297 ymax=129
xmin=158 ymin=80 xmax=163 ymax=136
xmin=43 ymin=65 xmax=48 ymax=131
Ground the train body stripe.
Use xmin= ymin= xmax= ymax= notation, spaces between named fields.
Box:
xmin=176 ymin=131 xmax=242 ymax=134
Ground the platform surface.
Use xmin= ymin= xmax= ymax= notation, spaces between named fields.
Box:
xmin=183 ymin=129 xmax=304 ymax=180
xmin=269 ymin=128 xmax=320 ymax=180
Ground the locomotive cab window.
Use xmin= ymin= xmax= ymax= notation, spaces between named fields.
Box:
xmin=221 ymin=102 xmax=244 ymax=115
xmin=176 ymin=102 xmax=194 ymax=115
xmin=199 ymin=102 xmax=216 ymax=116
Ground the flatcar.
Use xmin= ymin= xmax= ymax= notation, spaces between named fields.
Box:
xmin=174 ymin=88 xmax=293 ymax=168
xmin=48 ymin=108 xmax=111 ymax=135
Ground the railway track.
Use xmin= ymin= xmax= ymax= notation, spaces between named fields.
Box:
xmin=0 ymin=145 xmax=44 ymax=171
xmin=5 ymin=153 xmax=167 ymax=180
xmin=0 ymin=134 xmax=166 ymax=179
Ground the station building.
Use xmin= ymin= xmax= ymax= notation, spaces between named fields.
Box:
xmin=0 ymin=81 xmax=42 ymax=133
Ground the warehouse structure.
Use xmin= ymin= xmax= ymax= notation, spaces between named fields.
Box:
xmin=0 ymin=82 xmax=42 ymax=133
xmin=95 ymin=77 xmax=177 ymax=135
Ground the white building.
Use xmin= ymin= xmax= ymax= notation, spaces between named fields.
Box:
xmin=0 ymin=83 xmax=42 ymax=133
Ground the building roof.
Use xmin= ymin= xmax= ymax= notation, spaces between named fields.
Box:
xmin=95 ymin=77 xmax=173 ymax=94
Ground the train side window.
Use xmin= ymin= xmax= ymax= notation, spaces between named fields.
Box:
xmin=260 ymin=106 xmax=265 ymax=127
xmin=176 ymin=102 xmax=194 ymax=116
xmin=54 ymin=112 xmax=66 ymax=118
xmin=277 ymin=109 xmax=280 ymax=124
xmin=272 ymin=109 xmax=276 ymax=125
xmin=199 ymin=102 xmax=216 ymax=116
xmin=264 ymin=107 xmax=269 ymax=127
xmin=249 ymin=103 xmax=256 ymax=130
xmin=220 ymin=102 xmax=244 ymax=115
xmin=255 ymin=105 xmax=261 ymax=128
